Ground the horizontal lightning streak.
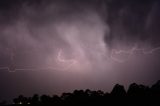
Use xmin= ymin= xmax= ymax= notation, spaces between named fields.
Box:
xmin=111 ymin=46 xmax=160 ymax=63
xmin=0 ymin=49 xmax=77 ymax=72
xmin=0 ymin=46 xmax=160 ymax=72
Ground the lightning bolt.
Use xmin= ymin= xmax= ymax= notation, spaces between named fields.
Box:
xmin=1 ymin=45 xmax=160 ymax=72
xmin=111 ymin=45 xmax=160 ymax=63
xmin=56 ymin=49 xmax=77 ymax=70
xmin=0 ymin=49 xmax=77 ymax=72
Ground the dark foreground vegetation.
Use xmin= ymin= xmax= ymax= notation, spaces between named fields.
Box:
xmin=1 ymin=80 xmax=160 ymax=106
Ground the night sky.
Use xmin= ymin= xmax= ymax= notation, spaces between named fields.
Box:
xmin=0 ymin=0 xmax=160 ymax=102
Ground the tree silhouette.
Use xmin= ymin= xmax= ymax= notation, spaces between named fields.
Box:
xmin=151 ymin=80 xmax=160 ymax=105
xmin=30 ymin=94 xmax=39 ymax=105
xmin=110 ymin=84 xmax=126 ymax=105
xmin=13 ymin=95 xmax=28 ymax=104
xmin=127 ymin=83 xmax=150 ymax=105
xmin=11 ymin=80 xmax=160 ymax=106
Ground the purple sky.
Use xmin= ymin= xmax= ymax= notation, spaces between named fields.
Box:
xmin=0 ymin=0 xmax=160 ymax=102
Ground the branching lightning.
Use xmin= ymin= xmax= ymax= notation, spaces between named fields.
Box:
xmin=0 ymin=49 xmax=77 ymax=72
xmin=57 ymin=50 xmax=77 ymax=64
xmin=48 ymin=49 xmax=77 ymax=71
xmin=111 ymin=45 xmax=160 ymax=63
xmin=0 ymin=45 xmax=160 ymax=72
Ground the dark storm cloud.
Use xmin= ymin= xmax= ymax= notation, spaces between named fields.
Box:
xmin=1 ymin=0 xmax=160 ymax=48
xmin=0 ymin=0 xmax=103 ymax=65
xmin=0 ymin=0 xmax=108 ymax=69
xmin=0 ymin=0 xmax=160 ymax=103
xmin=105 ymin=0 xmax=160 ymax=48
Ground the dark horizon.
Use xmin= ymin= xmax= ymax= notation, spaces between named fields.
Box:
xmin=0 ymin=0 xmax=160 ymax=103
xmin=1 ymin=80 xmax=160 ymax=105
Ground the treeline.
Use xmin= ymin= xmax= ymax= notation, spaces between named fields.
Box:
xmin=2 ymin=80 xmax=160 ymax=106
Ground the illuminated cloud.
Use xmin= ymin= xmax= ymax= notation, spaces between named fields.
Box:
xmin=0 ymin=0 xmax=160 ymax=102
